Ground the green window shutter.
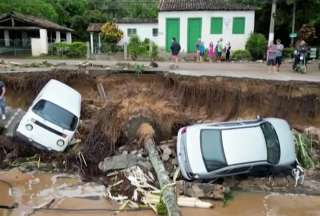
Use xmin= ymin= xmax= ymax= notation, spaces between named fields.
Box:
xmin=211 ymin=17 xmax=223 ymax=34
xmin=233 ymin=17 xmax=245 ymax=34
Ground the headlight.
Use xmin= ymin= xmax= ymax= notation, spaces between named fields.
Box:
xmin=25 ymin=124 xmax=33 ymax=131
xmin=57 ymin=139 xmax=65 ymax=147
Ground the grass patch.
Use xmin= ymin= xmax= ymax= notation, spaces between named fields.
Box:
xmin=294 ymin=132 xmax=317 ymax=169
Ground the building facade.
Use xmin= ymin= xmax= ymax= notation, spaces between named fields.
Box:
xmin=158 ymin=0 xmax=255 ymax=52
xmin=87 ymin=19 xmax=158 ymax=54
xmin=0 ymin=12 xmax=73 ymax=56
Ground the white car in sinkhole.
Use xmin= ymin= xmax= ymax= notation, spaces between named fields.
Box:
xmin=177 ymin=118 xmax=299 ymax=180
xmin=16 ymin=79 xmax=81 ymax=152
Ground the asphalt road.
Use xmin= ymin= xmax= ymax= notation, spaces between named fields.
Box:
xmin=1 ymin=58 xmax=320 ymax=82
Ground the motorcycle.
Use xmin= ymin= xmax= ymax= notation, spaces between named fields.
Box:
xmin=293 ymin=50 xmax=307 ymax=73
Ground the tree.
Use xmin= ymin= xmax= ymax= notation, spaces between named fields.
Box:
xmin=100 ymin=22 xmax=123 ymax=43
xmin=0 ymin=0 xmax=59 ymax=22
xmin=50 ymin=0 xmax=88 ymax=26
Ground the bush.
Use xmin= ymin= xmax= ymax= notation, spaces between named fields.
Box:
xmin=128 ymin=36 xmax=158 ymax=60
xmin=150 ymin=42 xmax=159 ymax=60
xmin=67 ymin=42 xmax=87 ymax=57
xmin=100 ymin=22 xmax=123 ymax=43
xmin=245 ymin=33 xmax=267 ymax=60
xmin=283 ymin=47 xmax=294 ymax=58
xmin=232 ymin=50 xmax=252 ymax=61
xmin=128 ymin=35 xmax=143 ymax=60
xmin=50 ymin=42 xmax=87 ymax=58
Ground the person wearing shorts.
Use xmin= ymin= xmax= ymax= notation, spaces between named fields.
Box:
xmin=170 ymin=37 xmax=181 ymax=63
xmin=267 ymin=42 xmax=277 ymax=73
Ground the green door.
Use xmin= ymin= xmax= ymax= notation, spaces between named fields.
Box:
xmin=187 ymin=18 xmax=202 ymax=53
xmin=166 ymin=18 xmax=180 ymax=52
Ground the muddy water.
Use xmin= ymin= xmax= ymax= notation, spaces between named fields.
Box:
xmin=1 ymin=169 xmax=320 ymax=216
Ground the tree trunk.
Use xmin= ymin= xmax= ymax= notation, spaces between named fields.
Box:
xmin=268 ymin=0 xmax=277 ymax=45
xmin=144 ymin=137 xmax=181 ymax=216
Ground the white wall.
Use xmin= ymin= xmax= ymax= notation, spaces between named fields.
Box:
xmin=31 ymin=29 xmax=48 ymax=56
xmin=158 ymin=10 xmax=255 ymax=52
xmin=117 ymin=23 xmax=158 ymax=45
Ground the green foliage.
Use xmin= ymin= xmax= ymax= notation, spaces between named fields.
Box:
xmin=101 ymin=22 xmax=123 ymax=43
xmin=67 ymin=42 xmax=87 ymax=57
xmin=232 ymin=50 xmax=252 ymax=61
xmin=294 ymin=133 xmax=317 ymax=169
xmin=50 ymin=42 xmax=86 ymax=58
xmin=128 ymin=36 xmax=158 ymax=60
xmin=156 ymin=198 xmax=167 ymax=216
xmin=150 ymin=42 xmax=159 ymax=60
xmin=50 ymin=0 xmax=88 ymax=26
xmin=128 ymin=35 xmax=142 ymax=60
xmin=0 ymin=0 xmax=59 ymax=21
xmin=245 ymin=33 xmax=267 ymax=60
xmin=283 ymin=47 xmax=294 ymax=58
xmin=133 ymin=64 xmax=145 ymax=75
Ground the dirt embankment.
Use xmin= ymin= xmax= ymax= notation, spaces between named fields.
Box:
xmin=0 ymin=70 xmax=319 ymax=173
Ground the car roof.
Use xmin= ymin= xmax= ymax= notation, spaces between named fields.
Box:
xmin=39 ymin=79 xmax=81 ymax=116
xmin=221 ymin=126 xmax=268 ymax=165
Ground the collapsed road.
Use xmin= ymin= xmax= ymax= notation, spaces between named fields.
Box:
xmin=0 ymin=67 xmax=320 ymax=215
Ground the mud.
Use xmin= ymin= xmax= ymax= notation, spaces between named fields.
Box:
xmin=1 ymin=169 xmax=320 ymax=216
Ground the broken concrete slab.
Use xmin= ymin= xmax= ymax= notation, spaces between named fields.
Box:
xmin=98 ymin=154 xmax=151 ymax=172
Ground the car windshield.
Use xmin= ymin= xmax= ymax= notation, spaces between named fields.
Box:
xmin=32 ymin=99 xmax=78 ymax=131
xmin=261 ymin=122 xmax=280 ymax=164
xmin=200 ymin=129 xmax=227 ymax=172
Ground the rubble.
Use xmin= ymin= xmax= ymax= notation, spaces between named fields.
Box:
xmin=98 ymin=154 xmax=152 ymax=172
xmin=176 ymin=181 xmax=227 ymax=200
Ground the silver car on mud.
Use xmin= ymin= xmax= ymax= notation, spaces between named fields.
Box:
xmin=177 ymin=118 xmax=298 ymax=180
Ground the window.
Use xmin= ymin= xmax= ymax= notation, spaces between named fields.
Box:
xmin=127 ymin=28 xmax=137 ymax=37
xmin=232 ymin=17 xmax=245 ymax=34
xmin=200 ymin=129 xmax=227 ymax=172
xmin=152 ymin=28 xmax=158 ymax=37
xmin=32 ymin=100 xmax=78 ymax=131
xmin=211 ymin=17 xmax=223 ymax=34
xmin=260 ymin=122 xmax=281 ymax=164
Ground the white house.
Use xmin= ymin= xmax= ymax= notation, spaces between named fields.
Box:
xmin=158 ymin=0 xmax=256 ymax=53
xmin=87 ymin=19 xmax=158 ymax=54
xmin=0 ymin=12 xmax=73 ymax=56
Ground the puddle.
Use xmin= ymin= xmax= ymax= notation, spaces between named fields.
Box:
xmin=1 ymin=169 xmax=319 ymax=216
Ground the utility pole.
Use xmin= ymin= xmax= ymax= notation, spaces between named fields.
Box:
xmin=291 ymin=1 xmax=296 ymax=46
xmin=268 ymin=0 xmax=277 ymax=45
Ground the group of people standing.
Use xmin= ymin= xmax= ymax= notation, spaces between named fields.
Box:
xmin=170 ymin=37 xmax=231 ymax=63
xmin=196 ymin=38 xmax=231 ymax=62
xmin=266 ymin=39 xmax=284 ymax=72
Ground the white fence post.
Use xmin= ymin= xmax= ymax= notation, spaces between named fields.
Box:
xmin=124 ymin=42 xmax=128 ymax=60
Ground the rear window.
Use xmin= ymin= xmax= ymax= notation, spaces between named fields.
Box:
xmin=32 ymin=99 xmax=78 ymax=131
xmin=200 ymin=129 xmax=227 ymax=172
xmin=261 ymin=122 xmax=280 ymax=164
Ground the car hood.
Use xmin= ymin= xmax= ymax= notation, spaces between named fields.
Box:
xmin=265 ymin=118 xmax=296 ymax=165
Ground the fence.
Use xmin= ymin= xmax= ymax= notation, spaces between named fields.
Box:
xmin=90 ymin=41 xmax=159 ymax=61
xmin=0 ymin=39 xmax=31 ymax=56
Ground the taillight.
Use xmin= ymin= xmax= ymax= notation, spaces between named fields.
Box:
xmin=181 ymin=127 xmax=187 ymax=134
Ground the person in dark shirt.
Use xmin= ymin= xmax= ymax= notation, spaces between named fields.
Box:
xmin=0 ymin=81 xmax=6 ymax=120
xmin=170 ymin=37 xmax=181 ymax=63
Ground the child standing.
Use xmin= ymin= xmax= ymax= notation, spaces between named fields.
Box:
xmin=208 ymin=42 xmax=215 ymax=62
